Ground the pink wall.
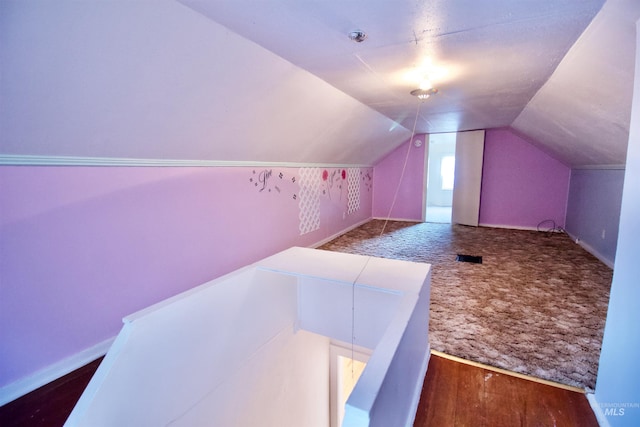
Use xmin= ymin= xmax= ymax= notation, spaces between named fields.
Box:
xmin=372 ymin=136 xmax=426 ymax=221
xmin=0 ymin=165 xmax=372 ymax=388
xmin=372 ymin=129 xmax=570 ymax=229
xmin=479 ymin=128 xmax=570 ymax=228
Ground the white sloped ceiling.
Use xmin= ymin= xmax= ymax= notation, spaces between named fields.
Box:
xmin=512 ymin=0 xmax=640 ymax=167
xmin=2 ymin=0 xmax=639 ymax=167
xmin=179 ymin=0 xmax=639 ymax=168
xmin=0 ymin=0 xmax=410 ymax=165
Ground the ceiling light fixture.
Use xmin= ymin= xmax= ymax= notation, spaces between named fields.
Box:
xmin=349 ymin=30 xmax=367 ymax=43
xmin=410 ymin=88 xmax=438 ymax=100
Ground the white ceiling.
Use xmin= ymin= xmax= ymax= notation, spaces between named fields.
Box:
xmin=0 ymin=0 xmax=412 ymax=165
xmin=512 ymin=0 xmax=640 ymax=167
xmin=2 ymin=0 xmax=638 ymax=167
xmin=180 ymin=0 xmax=640 ymax=167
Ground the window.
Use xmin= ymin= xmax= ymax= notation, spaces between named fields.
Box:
xmin=441 ymin=156 xmax=455 ymax=190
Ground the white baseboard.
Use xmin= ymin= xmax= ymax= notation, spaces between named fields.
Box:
xmin=479 ymin=223 xmax=541 ymax=232
xmin=0 ymin=337 xmax=115 ymax=406
xmin=577 ymin=240 xmax=615 ymax=269
xmin=372 ymin=217 xmax=422 ymax=223
xmin=564 ymin=232 xmax=615 ymax=269
xmin=587 ymin=393 xmax=612 ymax=427
xmin=310 ymin=217 xmax=372 ymax=248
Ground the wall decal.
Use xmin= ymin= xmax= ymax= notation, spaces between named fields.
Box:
xmin=321 ymin=168 xmax=346 ymax=201
xmin=248 ymin=169 xmax=297 ymax=200
xmin=298 ymin=167 xmax=321 ymax=235
xmin=347 ymin=167 xmax=360 ymax=214
xmin=248 ymin=169 xmax=273 ymax=192
xmin=362 ymin=170 xmax=372 ymax=192
xmin=244 ymin=167 xmax=367 ymax=234
xmin=291 ymin=176 xmax=297 ymax=200
xmin=259 ymin=169 xmax=272 ymax=192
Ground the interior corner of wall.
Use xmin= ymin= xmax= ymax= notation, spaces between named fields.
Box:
xmin=586 ymin=393 xmax=613 ymax=427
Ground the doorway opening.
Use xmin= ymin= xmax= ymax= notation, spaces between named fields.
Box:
xmin=330 ymin=344 xmax=371 ymax=427
xmin=425 ymin=133 xmax=456 ymax=223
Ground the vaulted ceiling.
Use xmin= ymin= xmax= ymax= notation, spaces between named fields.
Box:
xmin=1 ymin=0 xmax=638 ymax=168
xmin=180 ymin=0 xmax=639 ymax=167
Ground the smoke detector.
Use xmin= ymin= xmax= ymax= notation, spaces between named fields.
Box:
xmin=349 ymin=30 xmax=367 ymax=43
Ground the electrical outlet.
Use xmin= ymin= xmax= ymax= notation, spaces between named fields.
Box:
xmin=601 ymin=229 xmax=606 ymax=239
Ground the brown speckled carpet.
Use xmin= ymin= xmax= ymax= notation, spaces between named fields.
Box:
xmin=319 ymin=220 xmax=613 ymax=390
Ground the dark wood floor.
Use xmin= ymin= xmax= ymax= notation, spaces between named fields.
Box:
xmin=1 ymin=353 xmax=598 ymax=427
xmin=0 ymin=358 xmax=102 ymax=427
xmin=414 ymin=353 xmax=599 ymax=427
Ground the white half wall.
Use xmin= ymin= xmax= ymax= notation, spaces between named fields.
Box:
xmin=65 ymin=248 xmax=431 ymax=427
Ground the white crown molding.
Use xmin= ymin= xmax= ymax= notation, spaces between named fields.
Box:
xmin=0 ymin=154 xmax=371 ymax=169
xmin=572 ymin=164 xmax=625 ymax=170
